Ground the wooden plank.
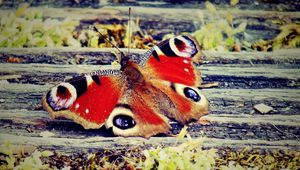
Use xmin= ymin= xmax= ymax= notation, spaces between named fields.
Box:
xmin=0 ymin=133 xmax=298 ymax=153
xmin=1 ymin=83 xmax=299 ymax=142
xmin=0 ymin=63 xmax=299 ymax=80
xmin=1 ymin=82 xmax=299 ymax=102
xmin=1 ymin=48 xmax=300 ymax=64
xmin=1 ymin=89 xmax=299 ymax=115
xmin=0 ymin=63 xmax=116 ymax=74
xmin=205 ymin=88 xmax=300 ymax=102
xmin=1 ymin=81 xmax=299 ymax=114
xmin=1 ymin=109 xmax=299 ymax=127
xmin=1 ymin=6 xmax=300 ymax=21
xmin=0 ymin=89 xmax=299 ymax=151
xmin=201 ymin=65 xmax=300 ymax=79
xmin=1 ymin=0 xmax=300 ymax=11
xmin=1 ymin=104 xmax=299 ymax=148
xmin=204 ymin=114 xmax=300 ymax=127
xmin=0 ymin=49 xmax=299 ymax=155
xmin=1 ymin=49 xmax=299 ymax=90
xmin=1 ymin=118 xmax=298 ymax=144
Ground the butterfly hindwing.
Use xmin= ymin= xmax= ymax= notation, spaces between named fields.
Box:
xmin=104 ymin=82 xmax=172 ymax=138
xmin=149 ymin=79 xmax=209 ymax=124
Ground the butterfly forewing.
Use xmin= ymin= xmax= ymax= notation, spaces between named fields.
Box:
xmin=142 ymin=35 xmax=204 ymax=86
xmin=43 ymin=75 xmax=125 ymax=129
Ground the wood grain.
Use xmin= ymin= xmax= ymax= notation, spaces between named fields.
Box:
xmin=0 ymin=48 xmax=299 ymax=152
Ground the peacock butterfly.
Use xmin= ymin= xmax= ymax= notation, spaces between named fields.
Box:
xmin=42 ymin=35 xmax=209 ymax=138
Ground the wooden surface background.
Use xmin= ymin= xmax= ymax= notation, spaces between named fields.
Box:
xmin=0 ymin=1 xmax=299 ymax=154
xmin=0 ymin=48 xmax=299 ymax=153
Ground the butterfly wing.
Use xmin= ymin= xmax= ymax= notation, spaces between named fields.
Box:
xmin=104 ymin=82 xmax=171 ymax=138
xmin=139 ymin=35 xmax=209 ymax=124
xmin=149 ymin=79 xmax=209 ymax=124
xmin=43 ymin=72 xmax=171 ymax=138
xmin=142 ymin=35 xmax=204 ymax=87
xmin=42 ymin=74 xmax=124 ymax=129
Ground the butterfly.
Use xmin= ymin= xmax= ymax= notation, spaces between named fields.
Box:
xmin=42 ymin=35 xmax=209 ymax=138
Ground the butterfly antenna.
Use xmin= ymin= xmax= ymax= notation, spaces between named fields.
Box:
xmin=127 ymin=7 xmax=131 ymax=56
xmin=93 ymin=26 xmax=125 ymax=59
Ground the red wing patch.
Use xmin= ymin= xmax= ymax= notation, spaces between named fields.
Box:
xmin=69 ymin=76 xmax=123 ymax=125
xmin=127 ymin=86 xmax=171 ymax=137
xmin=146 ymin=55 xmax=199 ymax=86
xmin=142 ymin=35 xmax=203 ymax=87
xmin=43 ymin=76 xmax=124 ymax=129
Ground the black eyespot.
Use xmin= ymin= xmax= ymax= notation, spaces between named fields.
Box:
xmin=113 ymin=115 xmax=136 ymax=130
xmin=183 ymin=87 xmax=201 ymax=102
xmin=57 ymin=85 xmax=67 ymax=94
xmin=174 ymin=38 xmax=184 ymax=47
xmin=56 ymin=85 xmax=71 ymax=99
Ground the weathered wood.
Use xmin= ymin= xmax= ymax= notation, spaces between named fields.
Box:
xmin=1 ymin=0 xmax=300 ymax=11
xmin=1 ymin=109 xmax=299 ymax=127
xmin=0 ymin=133 xmax=298 ymax=154
xmin=0 ymin=63 xmax=298 ymax=79
xmin=0 ymin=109 xmax=298 ymax=138
xmin=1 ymin=48 xmax=299 ymax=90
xmin=0 ymin=82 xmax=299 ymax=147
xmin=1 ymin=82 xmax=299 ymax=102
xmin=0 ymin=48 xmax=299 ymax=153
xmin=1 ymin=88 xmax=299 ymax=116
xmin=1 ymin=6 xmax=300 ymax=21
xmin=1 ymin=82 xmax=299 ymax=103
xmin=1 ymin=48 xmax=300 ymax=64
xmin=0 ymin=62 xmax=299 ymax=91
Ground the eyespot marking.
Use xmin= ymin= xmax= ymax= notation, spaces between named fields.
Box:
xmin=56 ymin=85 xmax=71 ymax=99
xmin=47 ymin=83 xmax=77 ymax=111
xmin=169 ymin=35 xmax=199 ymax=58
xmin=174 ymin=37 xmax=186 ymax=51
xmin=113 ymin=115 xmax=136 ymax=130
xmin=171 ymin=83 xmax=206 ymax=105
xmin=183 ymin=87 xmax=201 ymax=102
xmin=105 ymin=105 xmax=139 ymax=136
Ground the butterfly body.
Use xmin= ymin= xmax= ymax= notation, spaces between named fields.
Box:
xmin=42 ymin=35 xmax=209 ymax=138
